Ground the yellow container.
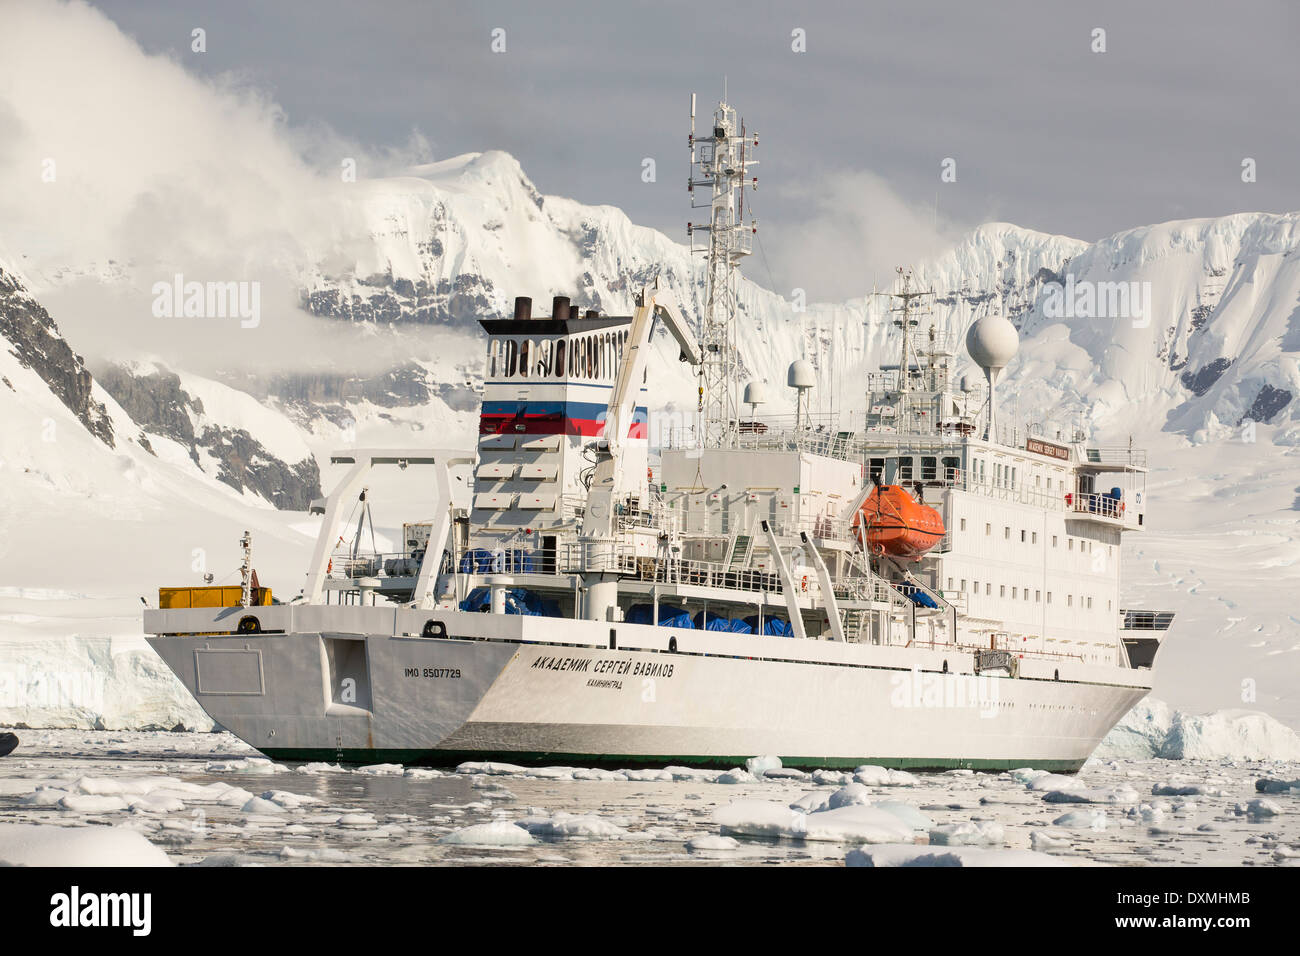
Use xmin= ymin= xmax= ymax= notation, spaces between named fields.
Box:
xmin=158 ymin=586 xmax=272 ymax=609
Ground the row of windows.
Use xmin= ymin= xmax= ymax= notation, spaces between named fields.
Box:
xmin=957 ymin=518 xmax=1112 ymax=558
xmin=488 ymin=332 xmax=629 ymax=381
xmin=950 ymin=577 xmax=1111 ymax=612
xmin=969 ymin=458 xmax=1068 ymax=493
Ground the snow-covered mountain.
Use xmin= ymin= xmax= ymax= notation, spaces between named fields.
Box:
xmin=3 ymin=149 xmax=1299 ymax=739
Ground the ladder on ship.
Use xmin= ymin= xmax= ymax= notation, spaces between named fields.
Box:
xmin=726 ymin=533 xmax=752 ymax=571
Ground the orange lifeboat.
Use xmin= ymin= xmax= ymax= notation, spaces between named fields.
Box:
xmin=852 ymin=484 xmax=945 ymax=561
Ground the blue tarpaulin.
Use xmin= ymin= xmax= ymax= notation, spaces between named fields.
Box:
xmin=460 ymin=587 xmax=559 ymax=617
xmin=626 ymin=604 xmax=695 ymax=629
xmin=742 ymin=615 xmax=795 ymax=637
xmin=906 ymin=589 xmax=939 ymax=609
xmin=692 ymin=612 xmax=754 ymax=633
xmin=457 ymin=549 xmax=534 ymax=574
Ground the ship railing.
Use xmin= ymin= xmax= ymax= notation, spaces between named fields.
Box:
xmin=1119 ymin=609 xmax=1175 ymax=631
xmin=325 ymin=550 xmax=428 ymax=580
xmin=1084 ymin=446 xmax=1148 ymax=468
xmin=1067 ymin=491 xmax=1128 ymax=522
xmin=906 ymin=639 xmax=1086 ymax=664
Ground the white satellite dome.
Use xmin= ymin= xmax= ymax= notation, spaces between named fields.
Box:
xmin=743 ymin=380 xmax=769 ymax=406
xmin=787 ymin=359 xmax=815 ymax=389
xmin=966 ymin=314 xmax=1019 ymax=371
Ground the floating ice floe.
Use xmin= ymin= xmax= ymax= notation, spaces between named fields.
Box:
xmin=853 ymin=766 xmax=918 ymax=787
xmin=240 ymin=797 xmax=287 ymax=815
xmin=1052 ymin=809 xmax=1107 ymax=829
xmin=688 ymin=834 xmax=741 ymax=851
xmin=1041 ymin=786 xmax=1140 ymax=805
xmin=456 ymin=761 xmax=528 ymax=776
xmin=715 ymin=768 xmax=759 ymax=784
xmin=745 ymin=755 xmax=782 ymax=777
xmin=929 ymin=821 xmax=1006 ymax=846
xmin=519 ymin=812 xmax=630 ymax=840
xmin=0 ymin=823 xmax=172 ymax=866
xmin=204 ymin=757 xmax=287 ymax=774
xmin=846 ymin=845 xmax=1070 ymax=867
xmin=1237 ymin=799 xmax=1282 ymax=818
xmin=1030 ymin=830 xmax=1070 ymax=852
xmin=438 ymin=821 xmax=538 ymax=846
xmin=356 ymin=764 xmax=406 ymax=776
xmin=1256 ymin=777 xmax=1299 ymax=793
xmin=279 ymin=847 xmax=354 ymax=862
xmin=713 ymin=799 xmax=916 ymax=843
xmin=1151 ymin=782 xmax=1221 ymax=797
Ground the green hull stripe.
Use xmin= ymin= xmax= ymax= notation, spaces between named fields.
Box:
xmin=260 ymin=748 xmax=1087 ymax=774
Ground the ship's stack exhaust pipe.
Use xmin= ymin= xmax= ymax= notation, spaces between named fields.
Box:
xmin=552 ymin=295 xmax=570 ymax=319
xmin=513 ymin=296 xmax=532 ymax=321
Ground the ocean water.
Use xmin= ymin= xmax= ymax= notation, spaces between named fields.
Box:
xmin=0 ymin=730 xmax=1296 ymax=867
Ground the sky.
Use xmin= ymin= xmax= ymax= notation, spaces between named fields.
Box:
xmin=82 ymin=0 xmax=1300 ymax=295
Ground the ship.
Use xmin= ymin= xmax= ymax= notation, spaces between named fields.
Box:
xmin=143 ymin=94 xmax=1174 ymax=771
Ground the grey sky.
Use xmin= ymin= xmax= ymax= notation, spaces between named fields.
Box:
xmin=94 ymin=0 xmax=1300 ymax=297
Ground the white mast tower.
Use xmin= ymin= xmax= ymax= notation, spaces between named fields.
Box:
xmin=688 ymin=89 xmax=758 ymax=448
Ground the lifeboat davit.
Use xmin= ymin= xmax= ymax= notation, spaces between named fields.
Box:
xmin=852 ymin=484 xmax=945 ymax=561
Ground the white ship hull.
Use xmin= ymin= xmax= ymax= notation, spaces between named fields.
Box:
xmin=146 ymin=605 xmax=1148 ymax=771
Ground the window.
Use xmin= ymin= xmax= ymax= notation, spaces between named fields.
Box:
xmin=985 ymin=583 xmax=991 ymax=595
xmin=1004 ymin=527 xmax=1010 ymax=539
xmin=961 ymin=579 xmax=967 ymax=590
xmin=1020 ymin=530 xmax=1026 ymax=543
xmin=1011 ymin=587 xmax=1017 ymax=599
xmin=1087 ymin=596 xmax=1093 ymax=609
xmin=947 ymin=577 xmax=953 ymax=589
xmin=505 ymin=339 xmax=518 ymax=377
xmin=1032 ymin=532 xmax=1038 ymax=544
xmin=985 ymin=523 xmax=991 ymax=536
xmin=869 ymin=458 xmax=885 ymax=483
xmin=1047 ymin=592 xmax=1053 ymax=604
xmin=1023 ymin=589 xmax=1030 ymax=601
xmin=1052 ymin=535 xmax=1058 ymax=548
xmin=899 ymin=457 xmax=914 ymax=481
xmin=942 ymin=456 xmax=960 ymax=482
xmin=518 ymin=340 xmax=531 ymax=378
xmin=1068 ymin=539 xmax=1074 ymax=551
xmin=488 ymin=340 xmax=501 ymax=377
xmin=554 ymin=338 xmax=566 ymax=377
xmin=1067 ymin=595 xmax=1073 ymax=607
xmin=922 ymin=457 xmax=937 ymax=481
xmin=960 ymin=518 xmax=967 ymax=532
xmin=972 ymin=580 xmax=979 ymax=593
xmin=1036 ymin=590 xmax=1041 ymax=602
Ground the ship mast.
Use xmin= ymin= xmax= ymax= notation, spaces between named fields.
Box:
xmin=874 ymin=268 xmax=935 ymax=434
xmin=688 ymin=90 xmax=758 ymax=448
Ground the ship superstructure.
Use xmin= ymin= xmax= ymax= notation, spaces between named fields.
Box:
xmin=143 ymin=92 xmax=1173 ymax=770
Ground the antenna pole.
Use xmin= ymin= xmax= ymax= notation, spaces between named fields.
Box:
xmin=688 ymin=90 xmax=758 ymax=449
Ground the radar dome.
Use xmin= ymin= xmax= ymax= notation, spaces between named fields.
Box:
xmin=787 ymin=359 xmax=815 ymax=390
xmin=965 ymin=314 xmax=1019 ymax=371
xmin=743 ymin=380 xmax=769 ymax=406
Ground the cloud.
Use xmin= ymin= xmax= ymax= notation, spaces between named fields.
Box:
xmin=0 ymin=0 xmax=445 ymax=375
xmin=762 ymin=169 xmax=968 ymax=303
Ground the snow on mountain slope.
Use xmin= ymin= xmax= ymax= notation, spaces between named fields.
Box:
xmin=0 ymin=261 xmax=330 ymax=730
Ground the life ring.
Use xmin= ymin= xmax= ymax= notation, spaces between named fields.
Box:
xmin=327 ymin=558 xmax=332 ymax=574
xmin=1119 ymin=501 xmax=1126 ymax=515
xmin=800 ymin=575 xmax=809 ymax=593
